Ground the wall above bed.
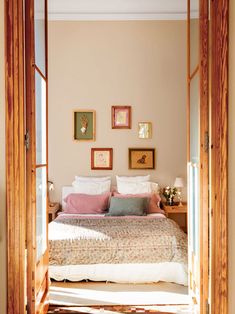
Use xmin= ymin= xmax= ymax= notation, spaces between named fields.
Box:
xmin=48 ymin=20 xmax=187 ymax=201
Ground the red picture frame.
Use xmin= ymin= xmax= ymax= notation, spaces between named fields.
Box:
xmin=112 ymin=106 xmax=131 ymax=129
xmin=91 ymin=148 xmax=113 ymax=170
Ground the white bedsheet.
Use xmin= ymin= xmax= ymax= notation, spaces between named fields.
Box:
xmin=49 ymin=262 xmax=188 ymax=286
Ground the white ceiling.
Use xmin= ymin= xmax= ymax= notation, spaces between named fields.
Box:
xmin=48 ymin=0 xmax=199 ymax=21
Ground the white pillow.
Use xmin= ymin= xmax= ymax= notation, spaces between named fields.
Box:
xmin=116 ymin=175 xmax=150 ymax=183
xmin=75 ymin=176 xmax=111 ymax=182
xmin=72 ymin=180 xmax=111 ymax=195
xmin=117 ymin=181 xmax=158 ymax=195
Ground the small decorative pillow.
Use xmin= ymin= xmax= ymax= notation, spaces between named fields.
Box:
xmin=148 ymin=193 xmax=164 ymax=214
xmin=106 ymin=197 xmax=148 ymax=216
xmin=113 ymin=192 xmax=163 ymax=214
xmin=64 ymin=192 xmax=111 ymax=214
xmin=72 ymin=180 xmax=111 ymax=195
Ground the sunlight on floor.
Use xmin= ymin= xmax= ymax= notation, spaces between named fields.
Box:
xmin=49 ymin=281 xmax=189 ymax=307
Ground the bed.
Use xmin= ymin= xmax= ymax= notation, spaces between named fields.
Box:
xmin=48 ymin=186 xmax=188 ymax=286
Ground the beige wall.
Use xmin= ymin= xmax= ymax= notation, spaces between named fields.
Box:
xmin=48 ymin=21 xmax=187 ymax=201
xmin=229 ymin=1 xmax=235 ymax=312
xmin=0 ymin=0 xmax=6 ymax=312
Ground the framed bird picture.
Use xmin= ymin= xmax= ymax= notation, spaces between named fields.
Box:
xmin=128 ymin=148 xmax=155 ymax=169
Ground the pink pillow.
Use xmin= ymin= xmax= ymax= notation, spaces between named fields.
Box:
xmin=64 ymin=192 xmax=111 ymax=214
xmin=113 ymin=192 xmax=163 ymax=214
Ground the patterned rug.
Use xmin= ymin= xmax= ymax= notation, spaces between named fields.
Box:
xmin=48 ymin=306 xmax=172 ymax=314
xmin=48 ymin=304 xmax=193 ymax=314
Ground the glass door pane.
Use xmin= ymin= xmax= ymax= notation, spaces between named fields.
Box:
xmin=189 ymin=72 xmax=200 ymax=261
xmin=190 ymin=18 xmax=199 ymax=74
xmin=35 ymin=0 xmax=46 ymax=75
xmin=35 ymin=71 xmax=47 ymax=165
xmin=190 ymin=73 xmax=200 ymax=163
xmin=190 ymin=0 xmax=199 ymax=74
xmin=36 ymin=166 xmax=47 ymax=261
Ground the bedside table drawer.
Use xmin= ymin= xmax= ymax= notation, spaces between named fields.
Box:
xmin=163 ymin=202 xmax=187 ymax=233
xmin=165 ymin=206 xmax=187 ymax=214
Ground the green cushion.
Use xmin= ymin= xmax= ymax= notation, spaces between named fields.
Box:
xmin=106 ymin=197 xmax=148 ymax=216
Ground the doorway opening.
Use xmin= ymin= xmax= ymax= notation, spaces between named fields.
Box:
xmin=3 ymin=3 xmax=228 ymax=312
xmin=46 ymin=1 xmax=197 ymax=312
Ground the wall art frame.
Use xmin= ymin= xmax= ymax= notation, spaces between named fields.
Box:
xmin=112 ymin=105 xmax=131 ymax=129
xmin=129 ymin=148 xmax=155 ymax=170
xmin=74 ymin=110 xmax=96 ymax=141
xmin=138 ymin=122 xmax=152 ymax=139
xmin=91 ymin=148 xmax=113 ymax=170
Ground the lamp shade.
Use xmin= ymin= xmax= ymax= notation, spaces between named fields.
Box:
xmin=48 ymin=181 xmax=54 ymax=191
xmin=174 ymin=177 xmax=184 ymax=188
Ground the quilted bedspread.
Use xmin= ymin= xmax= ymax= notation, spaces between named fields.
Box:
xmin=49 ymin=215 xmax=188 ymax=266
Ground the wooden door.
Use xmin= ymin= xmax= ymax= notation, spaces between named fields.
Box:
xmin=25 ymin=0 xmax=49 ymax=313
xmin=187 ymin=0 xmax=209 ymax=312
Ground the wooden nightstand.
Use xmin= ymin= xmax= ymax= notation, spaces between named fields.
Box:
xmin=163 ymin=202 xmax=187 ymax=233
xmin=48 ymin=202 xmax=60 ymax=223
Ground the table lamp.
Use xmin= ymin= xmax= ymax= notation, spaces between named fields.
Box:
xmin=48 ymin=180 xmax=55 ymax=206
xmin=174 ymin=177 xmax=184 ymax=206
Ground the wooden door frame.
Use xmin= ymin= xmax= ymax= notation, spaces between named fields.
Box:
xmin=4 ymin=0 xmax=228 ymax=313
xmin=210 ymin=0 xmax=229 ymax=313
xmin=5 ymin=0 xmax=26 ymax=313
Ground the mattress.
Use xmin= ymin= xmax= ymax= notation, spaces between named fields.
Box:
xmin=49 ymin=213 xmax=188 ymax=285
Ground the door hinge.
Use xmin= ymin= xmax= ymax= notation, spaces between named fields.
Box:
xmin=206 ymin=299 xmax=210 ymax=314
xmin=25 ymin=130 xmax=30 ymax=151
xmin=204 ymin=131 xmax=209 ymax=153
xmin=204 ymin=131 xmax=210 ymax=153
xmin=25 ymin=303 xmax=28 ymax=314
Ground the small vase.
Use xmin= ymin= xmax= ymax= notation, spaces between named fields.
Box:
xmin=166 ymin=197 xmax=174 ymax=206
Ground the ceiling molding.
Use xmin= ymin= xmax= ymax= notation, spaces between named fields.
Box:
xmin=48 ymin=11 xmax=199 ymax=21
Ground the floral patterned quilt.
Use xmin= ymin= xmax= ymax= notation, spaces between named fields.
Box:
xmin=49 ymin=215 xmax=188 ymax=266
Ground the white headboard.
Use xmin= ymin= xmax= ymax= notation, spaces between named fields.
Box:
xmin=62 ymin=186 xmax=75 ymax=210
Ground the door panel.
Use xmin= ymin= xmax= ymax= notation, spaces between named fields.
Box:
xmin=26 ymin=0 xmax=49 ymax=313
xmin=187 ymin=0 xmax=209 ymax=312
xmin=188 ymin=3 xmax=200 ymax=304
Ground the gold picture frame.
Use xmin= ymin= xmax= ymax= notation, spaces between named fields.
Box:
xmin=138 ymin=122 xmax=152 ymax=139
xmin=73 ymin=110 xmax=96 ymax=141
xmin=129 ymin=148 xmax=156 ymax=170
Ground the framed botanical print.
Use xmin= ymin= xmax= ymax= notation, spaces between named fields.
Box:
xmin=112 ymin=106 xmax=131 ymax=129
xmin=74 ymin=110 xmax=96 ymax=141
xmin=129 ymin=148 xmax=155 ymax=169
xmin=91 ymin=148 xmax=113 ymax=170
xmin=138 ymin=122 xmax=152 ymax=139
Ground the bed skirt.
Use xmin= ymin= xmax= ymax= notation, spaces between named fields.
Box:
xmin=49 ymin=262 xmax=188 ymax=286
